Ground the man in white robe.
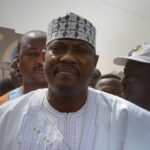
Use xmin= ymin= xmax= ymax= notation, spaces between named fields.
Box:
xmin=114 ymin=43 xmax=150 ymax=111
xmin=0 ymin=12 xmax=150 ymax=150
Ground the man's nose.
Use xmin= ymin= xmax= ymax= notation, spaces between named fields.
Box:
xmin=37 ymin=53 xmax=44 ymax=63
xmin=121 ymin=76 xmax=128 ymax=87
xmin=60 ymin=51 xmax=77 ymax=64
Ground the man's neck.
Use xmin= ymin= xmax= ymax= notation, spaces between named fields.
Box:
xmin=23 ymin=82 xmax=47 ymax=94
xmin=47 ymin=89 xmax=88 ymax=113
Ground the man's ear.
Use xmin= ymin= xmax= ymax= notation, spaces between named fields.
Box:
xmin=94 ymin=55 xmax=99 ymax=68
xmin=16 ymin=55 xmax=20 ymax=68
xmin=41 ymin=49 xmax=46 ymax=62
xmin=16 ymin=54 xmax=19 ymax=60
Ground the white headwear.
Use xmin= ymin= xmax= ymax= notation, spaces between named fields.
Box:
xmin=47 ymin=13 xmax=96 ymax=48
xmin=113 ymin=43 xmax=150 ymax=66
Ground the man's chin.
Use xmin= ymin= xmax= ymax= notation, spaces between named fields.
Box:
xmin=34 ymin=78 xmax=47 ymax=87
xmin=57 ymin=82 xmax=77 ymax=89
xmin=34 ymin=74 xmax=46 ymax=80
xmin=54 ymin=84 xmax=77 ymax=95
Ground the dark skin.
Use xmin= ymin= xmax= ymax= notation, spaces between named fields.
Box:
xmin=96 ymin=78 xmax=123 ymax=97
xmin=43 ymin=39 xmax=99 ymax=112
xmin=18 ymin=31 xmax=48 ymax=94
xmin=10 ymin=58 xmax=23 ymax=87
xmin=122 ymin=60 xmax=150 ymax=111
xmin=89 ymin=69 xmax=101 ymax=88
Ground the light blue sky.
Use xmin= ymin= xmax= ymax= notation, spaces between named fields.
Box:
xmin=0 ymin=0 xmax=150 ymax=74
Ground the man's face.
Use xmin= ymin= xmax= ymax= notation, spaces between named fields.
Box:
xmin=44 ymin=39 xmax=98 ymax=96
xmin=122 ymin=60 xmax=150 ymax=109
xmin=96 ymin=78 xmax=123 ymax=97
xmin=89 ymin=70 xmax=101 ymax=88
xmin=10 ymin=58 xmax=22 ymax=87
xmin=19 ymin=38 xmax=47 ymax=86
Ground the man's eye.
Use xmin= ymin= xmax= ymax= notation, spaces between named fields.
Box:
xmin=77 ymin=48 xmax=86 ymax=53
xmin=76 ymin=50 xmax=90 ymax=56
xmin=76 ymin=47 xmax=93 ymax=55
xmin=126 ymin=73 xmax=135 ymax=77
xmin=53 ymin=47 xmax=61 ymax=51
xmin=50 ymin=47 xmax=63 ymax=54
xmin=28 ymin=52 xmax=37 ymax=56
xmin=112 ymin=90 xmax=120 ymax=94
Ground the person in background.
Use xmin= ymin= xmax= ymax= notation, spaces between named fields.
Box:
xmin=0 ymin=48 xmax=22 ymax=104
xmin=17 ymin=30 xmax=48 ymax=94
xmin=95 ymin=73 xmax=123 ymax=97
xmin=114 ymin=43 xmax=150 ymax=111
xmin=89 ymin=68 xmax=101 ymax=88
xmin=0 ymin=78 xmax=15 ymax=97
xmin=10 ymin=48 xmax=23 ymax=88
xmin=0 ymin=30 xmax=48 ymax=104
xmin=0 ymin=13 xmax=150 ymax=150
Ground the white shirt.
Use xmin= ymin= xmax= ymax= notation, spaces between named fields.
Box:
xmin=0 ymin=88 xmax=150 ymax=150
xmin=42 ymin=94 xmax=86 ymax=150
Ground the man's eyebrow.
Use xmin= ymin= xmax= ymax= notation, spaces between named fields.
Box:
xmin=21 ymin=43 xmax=31 ymax=49
xmin=75 ymin=42 xmax=89 ymax=47
xmin=22 ymin=44 xmax=39 ymax=51
xmin=47 ymin=42 xmax=66 ymax=49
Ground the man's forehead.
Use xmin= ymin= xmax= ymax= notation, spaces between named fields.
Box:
xmin=125 ymin=60 xmax=150 ymax=73
xmin=126 ymin=60 xmax=149 ymax=68
xmin=100 ymin=78 xmax=118 ymax=84
xmin=47 ymin=39 xmax=95 ymax=50
xmin=20 ymin=37 xmax=45 ymax=48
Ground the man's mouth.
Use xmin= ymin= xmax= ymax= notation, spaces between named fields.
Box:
xmin=56 ymin=65 xmax=79 ymax=77
xmin=122 ymin=86 xmax=129 ymax=97
xmin=34 ymin=67 xmax=45 ymax=74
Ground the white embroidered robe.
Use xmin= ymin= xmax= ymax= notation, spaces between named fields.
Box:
xmin=0 ymin=88 xmax=150 ymax=150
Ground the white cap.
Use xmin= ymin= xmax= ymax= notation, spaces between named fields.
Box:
xmin=113 ymin=43 xmax=150 ymax=66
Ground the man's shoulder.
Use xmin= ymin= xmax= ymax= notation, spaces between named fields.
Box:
xmin=9 ymin=86 xmax=23 ymax=100
xmin=89 ymin=88 xmax=150 ymax=116
xmin=0 ymin=92 xmax=9 ymax=105
xmin=0 ymin=86 xmax=23 ymax=105
xmin=90 ymin=89 xmax=150 ymax=150
xmin=0 ymin=88 xmax=47 ymax=117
